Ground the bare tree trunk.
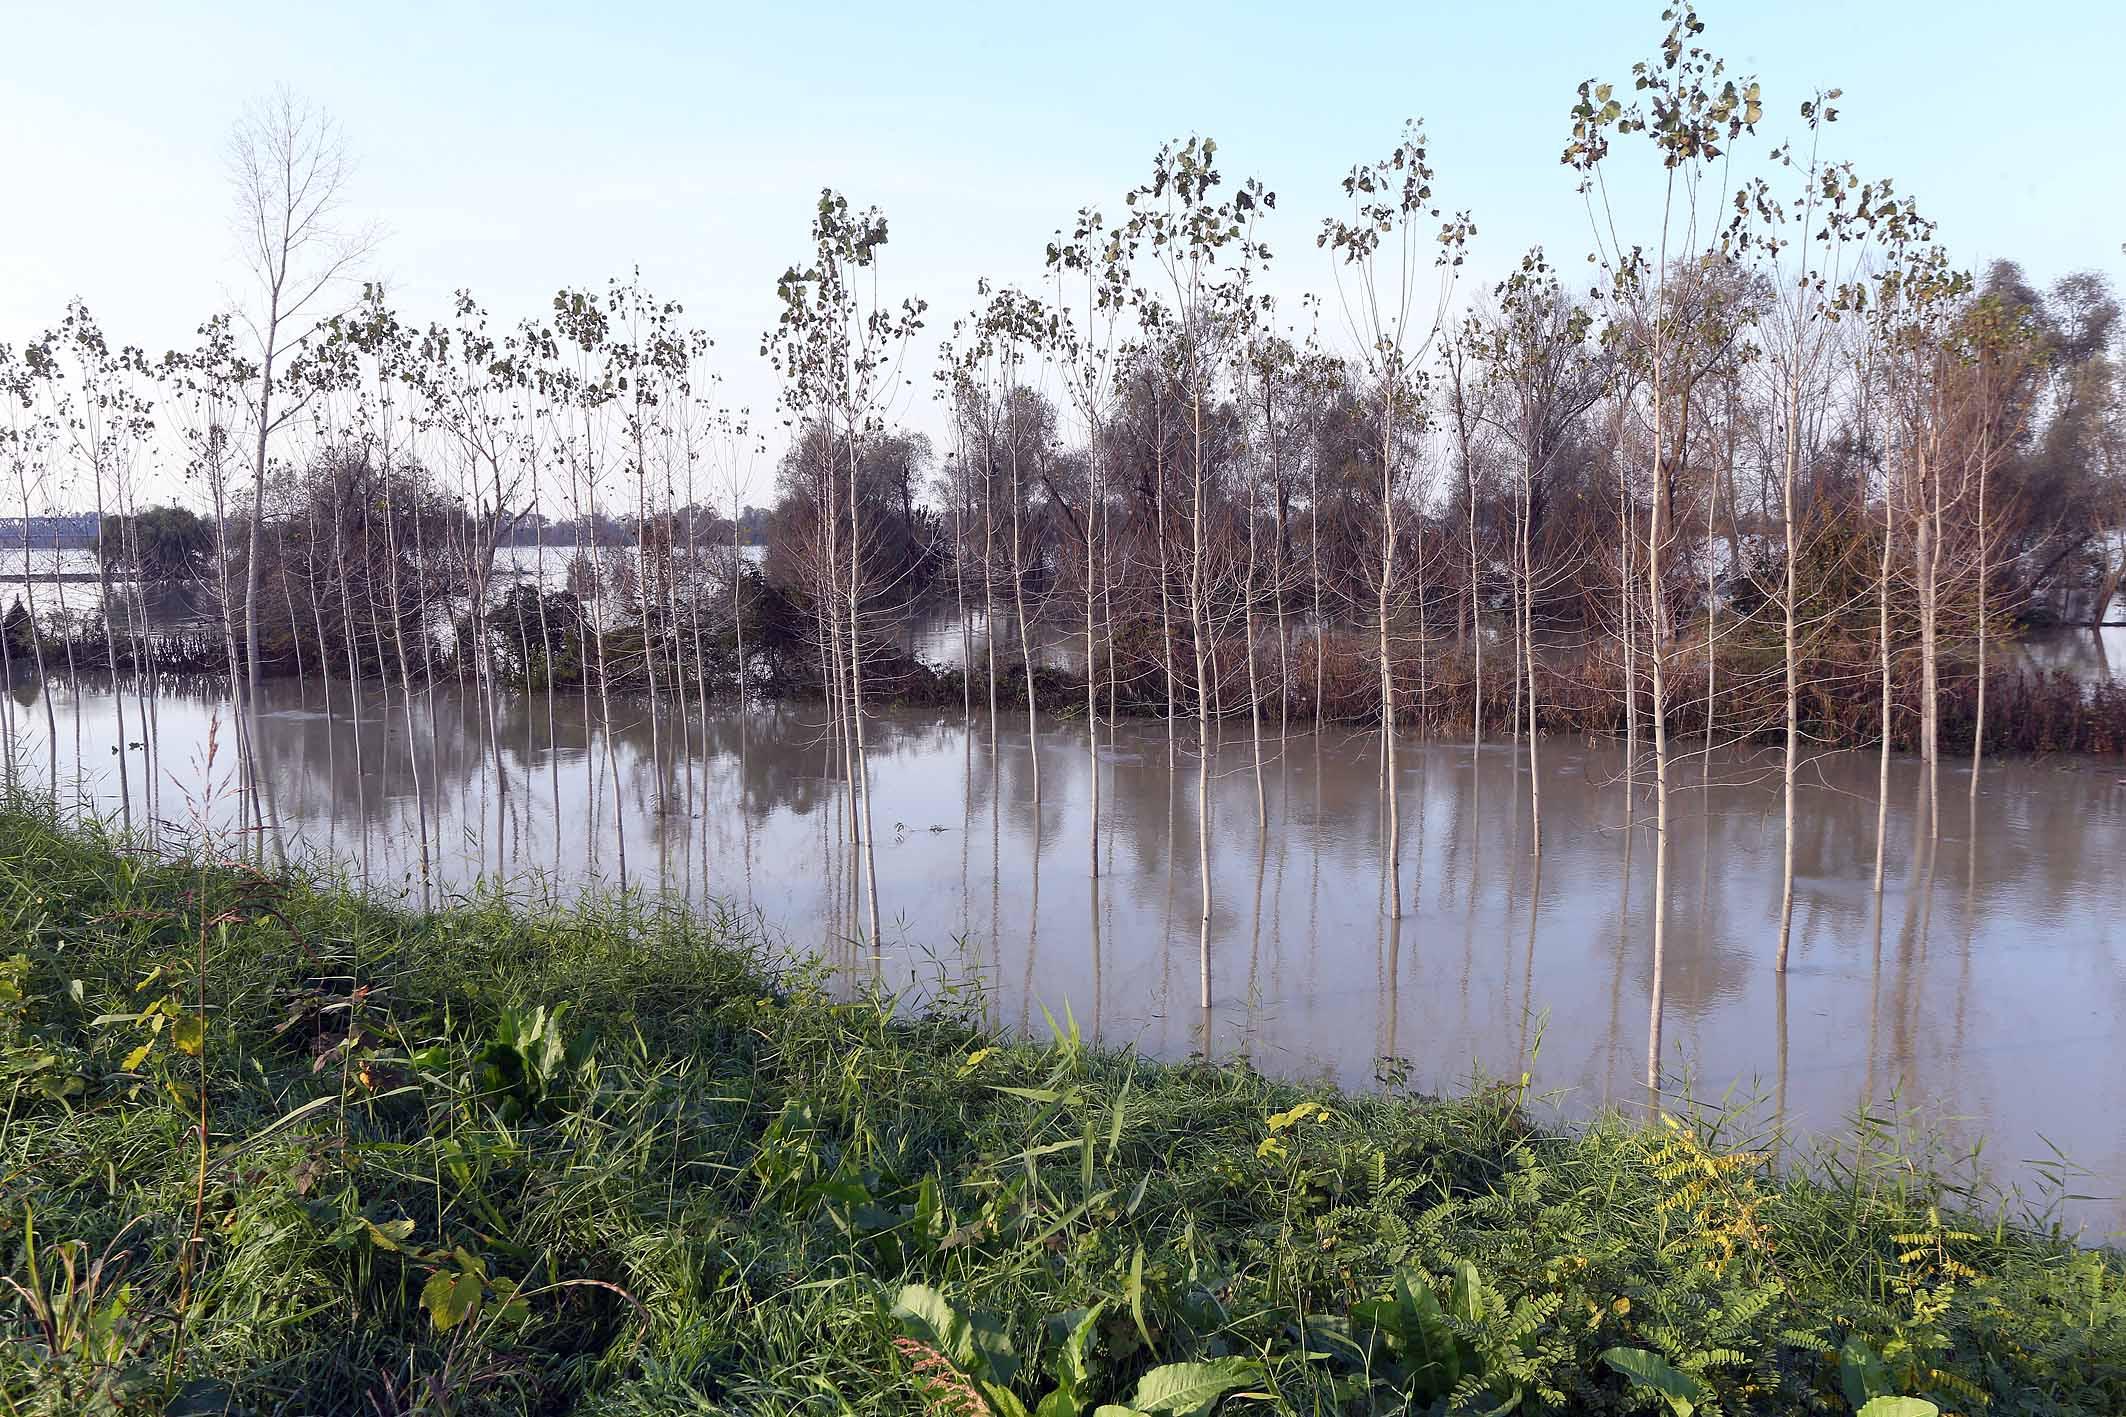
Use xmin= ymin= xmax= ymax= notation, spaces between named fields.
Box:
xmin=90 ymin=455 xmax=132 ymax=835
xmin=569 ymin=459 xmax=597 ymax=873
xmin=1156 ymin=418 xmax=1178 ymax=747
xmin=1521 ymin=459 xmax=1540 ymax=857
xmin=844 ymin=419 xmax=883 ymax=945
xmin=276 ymin=522 xmax=305 ymax=684
xmin=1646 ymin=374 xmax=1672 ymax=1105
xmin=1618 ymin=418 xmax=1637 ymax=796
xmin=1311 ymin=405 xmax=1326 ymax=734
xmin=1270 ymin=392 xmax=1291 ymax=744
xmin=954 ymin=436 xmax=970 ymax=721
xmin=1189 ymin=354 xmax=1215 ymax=967
xmin=329 ymin=477 xmax=367 ymax=878
xmin=51 ymin=547 xmax=82 ymax=798
xmin=378 ymin=449 xmax=434 ymax=906
xmin=1704 ymin=384 xmax=1732 ymax=780
xmin=2091 ymin=544 xmax=2121 ymax=630
xmin=243 ymin=294 xmax=279 ymax=755
xmin=1468 ymin=439 xmax=1483 ymax=755
xmin=120 ymin=504 xmax=163 ymax=838
xmin=1085 ymin=416 xmax=1102 ymax=876
xmin=814 ymin=442 xmax=855 ymax=839
xmin=0 ymin=551 xmax=15 ymax=785
xmin=1776 ymin=372 xmax=1802 ymax=973
xmin=200 ymin=465 xmax=244 ymax=824
xmin=1379 ymin=388 xmax=1403 ymax=920
xmin=305 ymin=491 xmax=335 ymax=753
xmin=580 ymin=424 xmax=629 ymax=888
xmin=634 ymin=419 xmax=664 ymax=817
xmin=727 ymin=474 xmax=745 ymax=710
xmin=983 ymin=441 xmax=999 ymax=735
xmin=1102 ymin=475 xmax=1119 ymax=744
xmin=1969 ymin=424 xmax=1991 ymax=804
xmin=1245 ymin=397 xmax=1266 ymax=829
xmin=528 ymin=462 xmax=559 ymax=855
xmin=1007 ymin=407 xmax=1039 ymax=801
xmin=1918 ymin=438 xmax=1941 ymax=834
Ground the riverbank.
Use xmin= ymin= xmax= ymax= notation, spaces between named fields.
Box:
xmin=1 ymin=801 xmax=2121 ymax=1414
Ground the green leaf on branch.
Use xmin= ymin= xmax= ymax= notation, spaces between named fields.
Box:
xmin=1128 ymin=1358 xmax=1260 ymax=1416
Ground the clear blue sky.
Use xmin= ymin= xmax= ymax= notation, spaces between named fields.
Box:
xmin=4 ymin=0 xmax=2120 ymax=466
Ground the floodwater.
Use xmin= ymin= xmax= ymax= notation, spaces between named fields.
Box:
xmin=8 ymin=673 xmax=2124 ymax=1238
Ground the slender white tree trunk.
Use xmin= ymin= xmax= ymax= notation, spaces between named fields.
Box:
xmin=1379 ymin=389 xmax=1402 ymax=920
xmin=1007 ymin=406 xmax=1039 ymax=800
xmin=1521 ymin=460 xmax=1540 ymax=856
xmin=1776 ymin=374 xmax=1802 ymax=973
xmin=1468 ymin=446 xmax=1482 ymax=755
xmin=844 ymin=419 xmax=883 ymax=945
xmin=1874 ymin=442 xmax=1894 ymax=894
xmin=1085 ymin=416 xmax=1101 ymax=876
xmin=1646 ymin=369 xmax=1672 ymax=1104
xmin=1970 ymin=425 xmax=1991 ymax=804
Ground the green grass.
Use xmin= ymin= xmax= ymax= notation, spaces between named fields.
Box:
xmin=0 ymin=799 xmax=2120 ymax=1415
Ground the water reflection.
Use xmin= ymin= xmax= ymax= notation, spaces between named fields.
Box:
xmin=9 ymin=673 xmax=2124 ymax=1236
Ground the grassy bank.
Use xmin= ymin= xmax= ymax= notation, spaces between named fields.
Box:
xmin=1 ymin=804 xmax=2120 ymax=1415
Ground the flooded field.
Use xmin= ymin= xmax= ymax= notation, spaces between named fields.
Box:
xmin=10 ymin=672 xmax=2123 ymax=1238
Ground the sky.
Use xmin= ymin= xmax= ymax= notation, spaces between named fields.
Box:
xmin=3 ymin=0 xmax=2121 ymax=500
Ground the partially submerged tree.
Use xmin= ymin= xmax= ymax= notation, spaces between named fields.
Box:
xmin=227 ymin=87 xmax=372 ymax=716
xmin=767 ymin=189 xmax=926 ymax=947
xmin=1567 ymin=1 xmax=1764 ymax=1094
xmin=1320 ymin=119 xmax=1471 ymax=918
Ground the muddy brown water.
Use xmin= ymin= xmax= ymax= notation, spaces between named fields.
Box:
xmin=11 ymin=673 xmax=2124 ymax=1239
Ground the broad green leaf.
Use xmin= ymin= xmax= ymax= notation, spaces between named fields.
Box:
xmin=1856 ymin=1401 xmax=1939 ymax=1417
xmin=420 ymin=1268 xmax=455 ymax=1325
xmin=1395 ymin=1271 xmax=1463 ymax=1396
xmin=171 ymin=1014 xmax=204 ymax=1056
xmin=1130 ymin=1357 xmax=1260 ymax=1416
xmin=1049 ymin=1302 xmax=1106 ymax=1389
xmin=979 ymin=1378 xmax=1032 ymax=1417
xmin=1601 ymin=1347 xmax=1703 ymax=1416
xmin=423 ymin=1267 xmax=481 ymax=1331
xmin=1841 ymin=1339 xmax=1895 ymax=1409
xmin=1449 ymin=1258 xmax=1488 ymax=1324
xmin=970 ymin=1308 xmax=1020 ymax=1386
xmin=892 ymin=1283 xmax=977 ymax=1374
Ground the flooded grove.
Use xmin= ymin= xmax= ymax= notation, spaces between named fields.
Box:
xmin=7 ymin=671 xmax=2124 ymax=1238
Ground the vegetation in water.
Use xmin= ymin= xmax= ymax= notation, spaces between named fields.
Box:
xmin=0 ymin=799 xmax=2120 ymax=1414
